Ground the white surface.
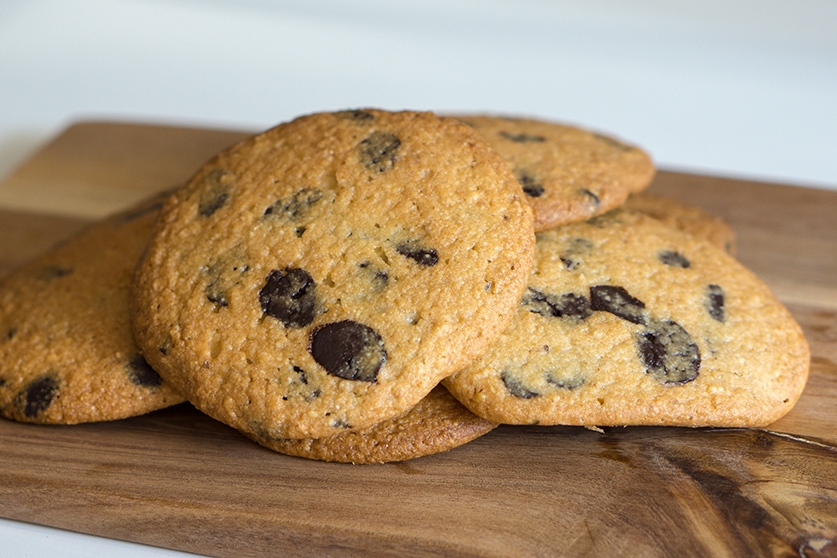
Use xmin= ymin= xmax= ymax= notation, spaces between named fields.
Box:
xmin=1 ymin=0 xmax=836 ymax=188
xmin=1 ymin=1 xmax=835 ymax=556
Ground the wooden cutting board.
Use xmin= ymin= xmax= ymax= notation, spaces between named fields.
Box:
xmin=1 ymin=122 xmax=836 ymax=557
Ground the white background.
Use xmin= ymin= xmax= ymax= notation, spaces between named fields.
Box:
xmin=1 ymin=1 xmax=836 ymax=556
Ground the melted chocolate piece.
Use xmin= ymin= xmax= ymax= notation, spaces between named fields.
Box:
xmin=127 ymin=355 xmax=163 ymax=388
xmin=21 ymin=375 xmax=59 ymax=418
xmin=340 ymin=109 xmax=375 ymax=122
xmin=559 ymin=237 xmax=593 ymax=271
xmin=499 ymin=131 xmax=546 ymax=143
xmin=501 ymin=371 xmax=540 ymax=399
xmin=545 ymin=372 xmax=585 ymax=390
xmin=637 ymin=319 xmax=701 ymax=385
xmin=515 ymin=169 xmax=544 ymax=197
xmin=38 ymin=265 xmax=73 ymax=281
xmin=359 ymin=131 xmax=401 ymax=172
xmin=198 ymin=168 xmax=233 ymax=217
xmin=259 ymin=268 xmax=318 ymax=328
xmin=396 ymin=242 xmax=439 ymax=267
xmin=358 ymin=262 xmax=389 ymax=292
xmin=590 ymin=285 xmax=647 ymax=325
xmin=522 ymin=288 xmax=592 ymax=320
xmin=579 ymin=188 xmax=600 ymax=207
xmin=658 ymin=250 xmax=691 ymax=268
xmin=706 ymin=284 xmax=726 ymax=323
xmin=309 ymin=320 xmax=386 ymax=382
xmin=264 ymin=188 xmax=323 ymax=221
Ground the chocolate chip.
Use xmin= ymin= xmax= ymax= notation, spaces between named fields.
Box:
xmin=333 ymin=419 xmax=352 ymax=429
xmin=38 ymin=265 xmax=73 ymax=281
xmin=293 ymin=365 xmax=308 ymax=383
xmin=359 ymin=131 xmax=400 ymax=172
xmin=593 ymin=133 xmax=632 ymax=152
xmin=340 ymin=109 xmax=375 ymax=122
xmin=515 ymin=169 xmax=544 ymax=197
xmin=205 ymin=255 xmax=249 ymax=308
xmin=522 ymin=288 xmax=592 ymax=320
xmin=6 ymin=327 xmax=16 ymax=340
xmin=358 ymin=261 xmax=389 ymax=292
xmin=0 ymin=378 xmax=6 ymax=387
xmin=259 ymin=268 xmax=319 ymax=328
xmin=499 ymin=131 xmax=546 ymax=143
xmin=658 ymin=250 xmax=691 ymax=268
xmin=590 ymin=285 xmax=647 ymax=324
xmin=637 ymin=319 xmax=700 ymax=385
xmin=198 ymin=169 xmax=233 ymax=217
xmin=264 ymin=188 xmax=323 ymax=221
xmin=559 ymin=237 xmax=593 ymax=271
xmin=20 ymin=375 xmax=59 ymax=418
xmin=705 ymin=284 xmax=725 ymax=322
xmin=396 ymin=242 xmax=439 ymax=267
xmin=309 ymin=320 xmax=386 ymax=382
xmin=579 ymin=188 xmax=600 ymax=207
xmin=127 ymin=355 xmax=162 ymax=388
xmin=545 ymin=372 xmax=585 ymax=390
xmin=501 ymin=372 xmax=540 ymax=399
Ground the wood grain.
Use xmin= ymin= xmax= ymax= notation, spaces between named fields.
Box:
xmin=1 ymin=122 xmax=836 ymax=557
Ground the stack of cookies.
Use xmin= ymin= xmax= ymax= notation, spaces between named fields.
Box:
xmin=0 ymin=109 xmax=809 ymax=464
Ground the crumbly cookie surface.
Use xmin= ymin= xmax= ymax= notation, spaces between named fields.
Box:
xmin=443 ymin=209 xmax=809 ymax=427
xmin=453 ymin=115 xmax=655 ymax=230
xmin=132 ymin=109 xmax=535 ymax=439
xmin=625 ymin=193 xmax=736 ymax=255
xmin=245 ymin=385 xmax=497 ymax=463
xmin=0 ymin=193 xmax=185 ymax=424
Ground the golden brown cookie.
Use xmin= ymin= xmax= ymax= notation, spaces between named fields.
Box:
xmin=625 ymin=193 xmax=736 ymax=255
xmin=244 ymin=385 xmax=497 ymax=463
xmin=132 ymin=109 xmax=535 ymax=440
xmin=0 ymin=193 xmax=185 ymax=424
xmin=453 ymin=115 xmax=655 ymax=230
xmin=443 ymin=209 xmax=809 ymax=428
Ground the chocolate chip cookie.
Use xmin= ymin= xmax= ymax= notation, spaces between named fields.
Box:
xmin=0 ymin=193 xmax=185 ymax=424
xmin=132 ymin=109 xmax=535 ymax=440
xmin=453 ymin=115 xmax=656 ymax=230
xmin=443 ymin=209 xmax=809 ymax=427
xmin=625 ymin=193 xmax=736 ymax=255
xmin=244 ymin=385 xmax=497 ymax=463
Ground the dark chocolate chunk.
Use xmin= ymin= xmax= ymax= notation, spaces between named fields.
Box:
xmin=499 ymin=131 xmax=546 ymax=143
xmin=264 ymin=188 xmax=323 ymax=221
xmin=359 ymin=131 xmax=401 ymax=172
xmin=259 ymin=268 xmax=318 ymax=328
xmin=593 ymin=133 xmax=632 ymax=152
xmin=579 ymin=188 xmax=600 ymax=207
xmin=6 ymin=327 xmax=16 ymax=340
xmin=658 ymin=250 xmax=691 ymax=268
xmin=309 ymin=320 xmax=386 ymax=383
xmin=501 ymin=372 xmax=540 ymax=399
xmin=637 ymin=319 xmax=701 ymax=385
xmin=545 ymin=372 xmax=585 ymax=390
xmin=705 ymin=284 xmax=725 ymax=323
xmin=522 ymin=288 xmax=592 ymax=320
xmin=590 ymin=285 xmax=647 ymax=325
xmin=198 ymin=168 xmax=233 ymax=217
xmin=515 ymin=169 xmax=544 ymax=197
xmin=396 ymin=242 xmax=439 ymax=267
xmin=0 ymin=378 xmax=6 ymax=387
xmin=340 ymin=109 xmax=375 ymax=122
xmin=127 ymin=355 xmax=163 ymax=388
xmin=20 ymin=375 xmax=59 ymax=418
